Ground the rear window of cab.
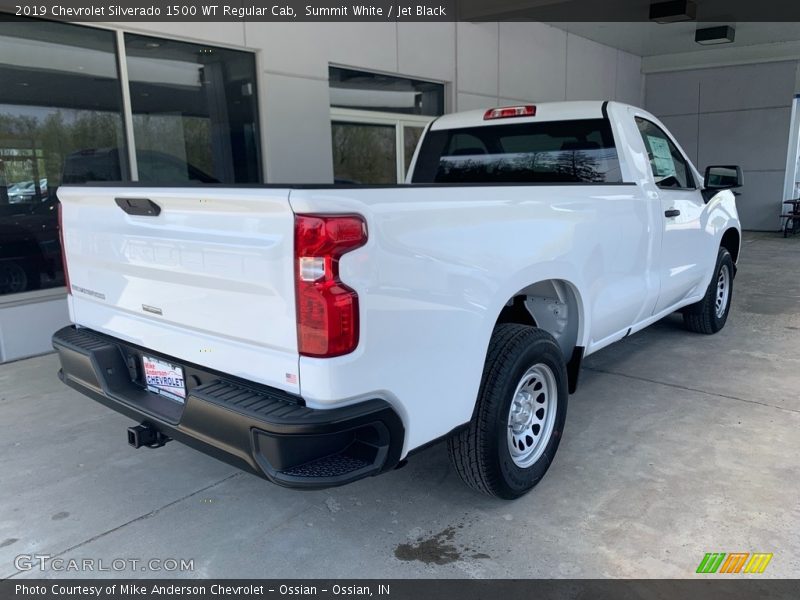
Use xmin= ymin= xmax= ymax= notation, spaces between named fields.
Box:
xmin=411 ymin=118 xmax=622 ymax=184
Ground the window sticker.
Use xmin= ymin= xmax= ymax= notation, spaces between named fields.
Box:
xmin=647 ymin=135 xmax=675 ymax=178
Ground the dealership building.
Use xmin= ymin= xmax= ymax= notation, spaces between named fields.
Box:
xmin=1 ymin=13 xmax=800 ymax=362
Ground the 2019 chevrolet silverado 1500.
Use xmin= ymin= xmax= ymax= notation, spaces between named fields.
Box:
xmin=52 ymin=101 xmax=742 ymax=498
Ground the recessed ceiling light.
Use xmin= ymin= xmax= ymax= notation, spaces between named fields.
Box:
xmin=695 ymin=25 xmax=736 ymax=45
xmin=649 ymin=0 xmax=696 ymax=23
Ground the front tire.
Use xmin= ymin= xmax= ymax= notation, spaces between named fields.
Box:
xmin=447 ymin=324 xmax=568 ymax=499
xmin=683 ymin=247 xmax=734 ymax=334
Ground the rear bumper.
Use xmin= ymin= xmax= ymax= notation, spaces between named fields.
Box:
xmin=52 ymin=326 xmax=404 ymax=489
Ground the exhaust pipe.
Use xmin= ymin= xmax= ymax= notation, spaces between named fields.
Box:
xmin=127 ymin=423 xmax=170 ymax=449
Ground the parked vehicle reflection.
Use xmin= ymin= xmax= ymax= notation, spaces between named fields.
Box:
xmin=0 ymin=147 xmax=218 ymax=295
xmin=62 ymin=148 xmax=218 ymax=184
xmin=0 ymin=195 xmax=61 ymax=294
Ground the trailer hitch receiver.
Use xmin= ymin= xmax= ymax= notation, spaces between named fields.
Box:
xmin=127 ymin=423 xmax=170 ymax=449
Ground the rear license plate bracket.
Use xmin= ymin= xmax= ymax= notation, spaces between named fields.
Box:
xmin=142 ymin=355 xmax=186 ymax=404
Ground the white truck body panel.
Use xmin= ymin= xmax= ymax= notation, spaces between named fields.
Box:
xmin=57 ymin=186 xmax=300 ymax=394
xmin=57 ymin=101 xmax=741 ymax=459
xmin=289 ymin=186 xmax=738 ymax=452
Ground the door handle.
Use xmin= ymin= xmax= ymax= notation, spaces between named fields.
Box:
xmin=664 ymin=209 xmax=681 ymax=218
xmin=115 ymin=197 xmax=161 ymax=217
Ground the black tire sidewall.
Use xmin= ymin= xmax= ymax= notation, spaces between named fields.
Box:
xmin=489 ymin=335 xmax=568 ymax=498
xmin=710 ymin=249 xmax=734 ymax=332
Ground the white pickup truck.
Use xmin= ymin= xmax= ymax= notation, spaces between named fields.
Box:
xmin=53 ymin=101 xmax=742 ymax=499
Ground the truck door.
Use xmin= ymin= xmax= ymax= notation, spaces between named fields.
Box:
xmin=633 ymin=117 xmax=707 ymax=314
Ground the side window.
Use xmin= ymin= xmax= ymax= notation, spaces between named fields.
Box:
xmin=635 ymin=117 xmax=694 ymax=189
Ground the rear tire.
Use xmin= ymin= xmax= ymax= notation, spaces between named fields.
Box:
xmin=447 ymin=324 xmax=568 ymax=499
xmin=683 ymin=247 xmax=734 ymax=334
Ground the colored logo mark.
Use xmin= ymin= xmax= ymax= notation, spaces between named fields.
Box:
xmin=696 ymin=552 xmax=773 ymax=574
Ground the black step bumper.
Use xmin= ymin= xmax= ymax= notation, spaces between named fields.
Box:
xmin=52 ymin=326 xmax=404 ymax=489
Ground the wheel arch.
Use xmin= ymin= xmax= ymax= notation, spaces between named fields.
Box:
xmin=494 ymin=278 xmax=586 ymax=392
xmin=720 ymin=227 xmax=741 ymax=264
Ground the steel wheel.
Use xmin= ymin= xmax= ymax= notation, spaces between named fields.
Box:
xmin=683 ymin=247 xmax=734 ymax=335
xmin=715 ymin=264 xmax=730 ymax=319
xmin=448 ymin=325 xmax=568 ymax=498
xmin=507 ymin=363 xmax=558 ymax=468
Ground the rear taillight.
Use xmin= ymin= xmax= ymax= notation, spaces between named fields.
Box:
xmin=294 ymin=214 xmax=367 ymax=358
xmin=483 ymin=105 xmax=537 ymax=120
xmin=57 ymin=201 xmax=71 ymax=295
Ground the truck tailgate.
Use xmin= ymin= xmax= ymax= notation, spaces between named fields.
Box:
xmin=57 ymin=186 xmax=299 ymax=393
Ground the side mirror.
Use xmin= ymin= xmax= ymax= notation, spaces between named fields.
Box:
xmin=704 ymin=165 xmax=743 ymax=190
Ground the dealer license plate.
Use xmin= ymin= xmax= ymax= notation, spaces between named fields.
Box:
xmin=142 ymin=355 xmax=186 ymax=403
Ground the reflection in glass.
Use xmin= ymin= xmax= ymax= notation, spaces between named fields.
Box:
xmin=124 ymin=34 xmax=261 ymax=184
xmin=329 ymin=67 xmax=444 ymax=117
xmin=412 ymin=119 xmax=623 ymax=184
xmin=435 ymin=149 xmax=621 ymax=184
xmin=635 ymin=117 xmax=694 ymax=189
xmin=332 ymin=122 xmax=397 ymax=184
xmin=0 ymin=18 xmax=127 ymax=296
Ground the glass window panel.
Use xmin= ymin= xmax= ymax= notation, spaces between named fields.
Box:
xmin=635 ymin=117 xmax=694 ymax=189
xmin=412 ymin=119 xmax=623 ymax=184
xmin=0 ymin=17 xmax=127 ymax=297
xmin=329 ymin=67 xmax=444 ymax=117
xmin=332 ymin=122 xmax=397 ymax=184
xmin=404 ymin=126 xmax=425 ymax=174
xmin=124 ymin=34 xmax=261 ymax=184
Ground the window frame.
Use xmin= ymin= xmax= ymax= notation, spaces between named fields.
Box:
xmin=0 ymin=18 xmax=263 ymax=303
xmin=0 ymin=17 xmax=128 ymax=302
xmin=121 ymin=31 xmax=262 ymax=185
xmin=0 ymin=18 xmax=263 ymax=186
xmin=635 ymin=117 xmax=696 ymax=191
xmin=330 ymin=107 xmax=434 ymax=183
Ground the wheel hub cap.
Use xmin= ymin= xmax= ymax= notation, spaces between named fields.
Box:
xmin=510 ymin=391 xmax=535 ymax=434
xmin=507 ymin=363 xmax=558 ymax=468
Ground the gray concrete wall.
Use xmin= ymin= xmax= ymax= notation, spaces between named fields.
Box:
xmin=645 ymin=61 xmax=798 ymax=231
xmin=0 ymin=294 xmax=69 ymax=363
xmin=461 ymin=23 xmax=643 ymax=109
